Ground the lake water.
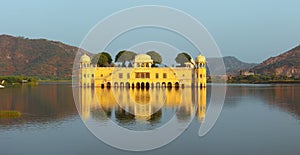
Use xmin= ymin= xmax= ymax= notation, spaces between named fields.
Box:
xmin=0 ymin=83 xmax=300 ymax=155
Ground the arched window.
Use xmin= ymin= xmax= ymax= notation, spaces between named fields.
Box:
xmin=175 ymin=82 xmax=180 ymax=89
xmin=141 ymin=82 xmax=145 ymax=89
xmin=156 ymin=82 xmax=160 ymax=88
xmin=167 ymin=82 xmax=172 ymax=88
xmin=136 ymin=82 xmax=141 ymax=89
xmin=151 ymin=83 xmax=154 ymax=88
xmin=107 ymin=82 xmax=111 ymax=88
xmin=146 ymin=82 xmax=150 ymax=89
xmin=126 ymin=82 xmax=130 ymax=88
xmin=162 ymin=82 xmax=166 ymax=88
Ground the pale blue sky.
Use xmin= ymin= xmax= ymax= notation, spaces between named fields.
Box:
xmin=1 ymin=0 xmax=300 ymax=63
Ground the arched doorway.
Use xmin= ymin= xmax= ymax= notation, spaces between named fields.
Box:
xmin=114 ymin=82 xmax=118 ymax=87
xmin=156 ymin=82 xmax=160 ymax=88
xmin=136 ymin=82 xmax=140 ymax=89
xmin=151 ymin=83 xmax=154 ymax=88
xmin=131 ymin=83 xmax=135 ymax=89
xmin=120 ymin=82 xmax=124 ymax=88
xmin=101 ymin=84 xmax=104 ymax=89
xmin=126 ymin=82 xmax=130 ymax=88
xmin=107 ymin=82 xmax=111 ymax=88
xmin=175 ymin=82 xmax=179 ymax=89
xmin=162 ymin=82 xmax=166 ymax=88
xmin=141 ymin=82 xmax=145 ymax=89
xmin=167 ymin=82 xmax=172 ymax=88
xmin=146 ymin=82 xmax=150 ymax=89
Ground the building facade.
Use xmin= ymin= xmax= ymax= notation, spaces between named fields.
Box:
xmin=79 ymin=53 xmax=206 ymax=89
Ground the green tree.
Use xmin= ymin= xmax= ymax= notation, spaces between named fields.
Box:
xmin=92 ymin=53 xmax=109 ymax=67
xmin=92 ymin=52 xmax=113 ymax=67
xmin=98 ymin=54 xmax=109 ymax=67
xmin=146 ymin=51 xmax=162 ymax=66
xmin=101 ymin=52 xmax=113 ymax=64
xmin=175 ymin=52 xmax=192 ymax=66
xmin=115 ymin=50 xmax=137 ymax=66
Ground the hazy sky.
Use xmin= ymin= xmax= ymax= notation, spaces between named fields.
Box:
xmin=1 ymin=0 xmax=300 ymax=63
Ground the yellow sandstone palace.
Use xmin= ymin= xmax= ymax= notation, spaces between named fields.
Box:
xmin=79 ymin=53 xmax=206 ymax=89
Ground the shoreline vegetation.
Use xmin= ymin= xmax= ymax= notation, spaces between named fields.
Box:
xmin=226 ymin=75 xmax=300 ymax=84
xmin=0 ymin=76 xmax=73 ymax=87
xmin=226 ymin=80 xmax=300 ymax=84
xmin=0 ymin=76 xmax=38 ymax=87
xmin=38 ymin=79 xmax=72 ymax=83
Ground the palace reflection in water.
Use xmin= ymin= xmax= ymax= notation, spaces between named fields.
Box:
xmin=76 ymin=87 xmax=207 ymax=127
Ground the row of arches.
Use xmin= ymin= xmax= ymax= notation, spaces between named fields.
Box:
xmin=100 ymin=82 xmax=181 ymax=89
xmin=82 ymin=82 xmax=205 ymax=89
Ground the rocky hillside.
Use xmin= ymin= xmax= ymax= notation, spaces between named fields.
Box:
xmin=206 ymin=56 xmax=257 ymax=75
xmin=2 ymin=34 xmax=299 ymax=79
xmin=253 ymin=45 xmax=300 ymax=78
xmin=0 ymin=35 xmax=85 ymax=79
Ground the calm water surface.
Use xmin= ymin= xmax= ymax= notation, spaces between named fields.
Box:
xmin=0 ymin=83 xmax=300 ymax=155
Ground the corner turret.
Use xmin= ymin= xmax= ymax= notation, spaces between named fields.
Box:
xmin=80 ymin=54 xmax=91 ymax=68
xmin=195 ymin=54 xmax=206 ymax=88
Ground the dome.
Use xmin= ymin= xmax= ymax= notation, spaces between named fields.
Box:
xmin=80 ymin=54 xmax=91 ymax=63
xmin=134 ymin=54 xmax=153 ymax=63
xmin=196 ymin=55 xmax=206 ymax=63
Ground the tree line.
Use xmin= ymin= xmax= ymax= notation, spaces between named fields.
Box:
xmin=91 ymin=50 xmax=193 ymax=67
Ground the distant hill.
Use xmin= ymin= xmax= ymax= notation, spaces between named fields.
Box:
xmin=0 ymin=35 xmax=86 ymax=79
xmin=206 ymin=56 xmax=257 ymax=75
xmin=0 ymin=35 xmax=258 ymax=78
xmin=3 ymin=34 xmax=299 ymax=79
xmin=253 ymin=45 xmax=300 ymax=78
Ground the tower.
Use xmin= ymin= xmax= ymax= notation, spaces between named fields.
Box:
xmin=195 ymin=55 xmax=206 ymax=88
xmin=80 ymin=53 xmax=91 ymax=69
xmin=80 ymin=54 xmax=93 ymax=87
